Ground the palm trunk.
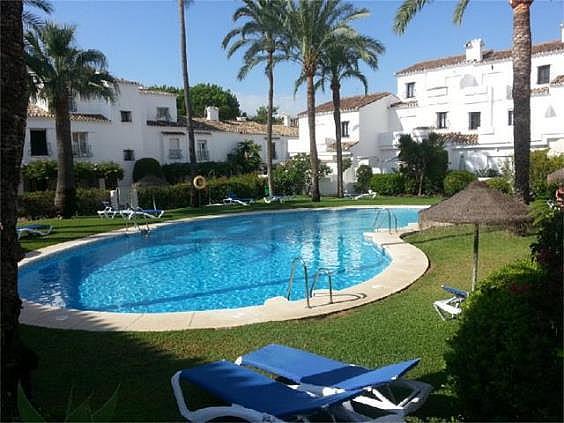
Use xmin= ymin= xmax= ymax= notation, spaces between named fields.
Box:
xmin=1 ymin=1 xmax=32 ymax=418
xmin=331 ymin=78 xmax=343 ymax=197
xmin=54 ymin=96 xmax=76 ymax=217
xmin=307 ymin=72 xmax=320 ymax=202
xmin=265 ymin=46 xmax=274 ymax=197
xmin=179 ymin=0 xmax=199 ymax=208
xmin=511 ymin=0 xmax=532 ymax=203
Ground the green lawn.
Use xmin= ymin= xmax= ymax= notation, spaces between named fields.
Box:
xmin=19 ymin=201 xmax=533 ymax=420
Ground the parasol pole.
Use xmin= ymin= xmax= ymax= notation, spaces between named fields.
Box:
xmin=472 ymin=223 xmax=480 ymax=291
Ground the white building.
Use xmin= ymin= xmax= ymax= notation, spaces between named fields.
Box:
xmin=24 ymin=79 xmax=297 ymax=187
xmin=291 ymin=33 xmax=564 ymax=193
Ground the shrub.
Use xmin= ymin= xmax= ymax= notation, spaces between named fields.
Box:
xmin=445 ymin=260 xmax=562 ymax=420
xmin=370 ymin=173 xmax=405 ymax=196
xmin=530 ymin=149 xmax=564 ymax=199
xmin=132 ymin=158 xmax=163 ymax=182
xmin=443 ymin=170 xmax=477 ymax=196
xmin=21 ymin=160 xmax=57 ymax=191
xmin=485 ymin=177 xmax=512 ymax=194
xmin=18 ymin=188 xmax=110 ymax=217
xmin=474 ymin=168 xmax=500 ymax=177
xmin=207 ymin=174 xmax=266 ymax=203
xmin=272 ymin=154 xmax=330 ymax=195
xmin=138 ymin=183 xmax=192 ymax=210
xmin=74 ymin=162 xmax=98 ymax=188
xmin=354 ymin=165 xmax=373 ymax=193
xmin=227 ymin=140 xmax=263 ymax=175
xmin=96 ymin=162 xmax=124 ymax=189
xmin=529 ymin=199 xmax=563 ymax=279
xmin=162 ymin=162 xmax=233 ymax=184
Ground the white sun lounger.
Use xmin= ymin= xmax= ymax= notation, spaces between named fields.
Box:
xmin=433 ymin=285 xmax=469 ymax=320
xmin=354 ymin=190 xmax=377 ymax=200
xmin=16 ymin=224 xmax=53 ymax=240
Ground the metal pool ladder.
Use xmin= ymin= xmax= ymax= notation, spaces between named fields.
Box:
xmin=310 ymin=268 xmax=334 ymax=304
xmin=287 ymin=256 xmax=311 ymax=308
xmin=372 ymin=208 xmax=399 ymax=233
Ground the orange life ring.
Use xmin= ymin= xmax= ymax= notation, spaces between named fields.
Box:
xmin=193 ymin=175 xmax=207 ymax=190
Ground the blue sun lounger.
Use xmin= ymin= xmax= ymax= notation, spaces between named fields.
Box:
xmin=171 ymin=361 xmax=389 ymax=422
xmin=433 ymin=285 xmax=469 ymax=320
xmin=236 ymin=344 xmax=432 ymax=416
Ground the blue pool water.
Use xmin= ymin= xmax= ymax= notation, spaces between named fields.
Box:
xmin=19 ymin=208 xmax=420 ymax=313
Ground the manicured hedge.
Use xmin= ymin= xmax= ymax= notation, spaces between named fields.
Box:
xmin=485 ymin=177 xmax=512 ymax=194
xmin=445 ymin=260 xmax=562 ymax=421
xmin=443 ymin=170 xmax=477 ymax=196
xmin=132 ymin=158 xmax=163 ymax=182
xmin=18 ymin=188 xmax=109 ymax=218
xmin=369 ymin=173 xmax=405 ymax=196
xmin=161 ymin=162 xmax=234 ymax=184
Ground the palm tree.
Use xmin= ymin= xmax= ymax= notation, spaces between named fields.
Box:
xmin=283 ymin=0 xmax=370 ymax=201
xmin=23 ymin=0 xmax=53 ymax=31
xmin=26 ymin=24 xmax=116 ymax=217
xmin=394 ymin=0 xmax=533 ymax=203
xmin=317 ymin=35 xmax=384 ymax=197
xmin=222 ymin=0 xmax=287 ymax=198
xmin=178 ymin=0 xmax=199 ymax=208
xmin=2 ymin=2 xmax=32 ymax=418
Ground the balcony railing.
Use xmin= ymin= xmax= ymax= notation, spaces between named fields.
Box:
xmin=72 ymin=143 xmax=93 ymax=158
xmin=169 ymin=148 xmax=183 ymax=160
xmin=196 ymin=149 xmax=210 ymax=162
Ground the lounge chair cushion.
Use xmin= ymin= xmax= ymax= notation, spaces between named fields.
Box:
xmin=241 ymin=344 xmax=420 ymax=390
xmin=178 ymin=361 xmax=361 ymax=418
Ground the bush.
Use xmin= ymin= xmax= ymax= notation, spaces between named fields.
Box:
xmin=529 ymin=199 xmax=563 ymax=279
xmin=354 ymin=165 xmax=373 ymax=193
xmin=162 ymin=162 xmax=233 ymax=184
xmin=530 ymin=150 xmax=564 ymax=199
xmin=485 ymin=177 xmax=512 ymax=194
xmin=96 ymin=162 xmax=124 ymax=189
xmin=21 ymin=160 xmax=57 ymax=191
xmin=132 ymin=158 xmax=163 ymax=182
xmin=370 ymin=173 xmax=405 ymax=196
xmin=445 ymin=260 xmax=562 ymax=420
xmin=272 ymin=154 xmax=330 ymax=195
xmin=18 ymin=188 xmax=110 ymax=217
xmin=74 ymin=162 xmax=98 ymax=188
xmin=474 ymin=168 xmax=500 ymax=178
xmin=443 ymin=170 xmax=477 ymax=196
xmin=138 ymin=183 xmax=192 ymax=210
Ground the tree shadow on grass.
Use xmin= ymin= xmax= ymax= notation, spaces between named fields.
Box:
xmin=19 ymin=320 xmax=210 ymax=421
xmin=415 ymin=369 xmax=461 ymax=420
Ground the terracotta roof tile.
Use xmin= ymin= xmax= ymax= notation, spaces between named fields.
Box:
xmin=436 ymin=132 xmax=478 ymax=145
xmin=390 ymin=100 xmax=418 ymax=109
xmin=298 ymin=92 xmax=391 ymax=116
xmin=531 ymin=87 xmax=549 ymax=96
xmin=27 ymin=104 xmax=109 ymax=122
xmin=396 ymin=40 xmax=564 ymax=76
xmin=147 ymin=117 xmax=298 ymax=137
xmin=139 ymin=89 xmax=176 ymax=97
xmin=550 ymin=75 xmax=564 ymax=86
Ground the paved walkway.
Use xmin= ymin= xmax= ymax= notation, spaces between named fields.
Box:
xmin=19 ymin=208 xmax=428 ymax=332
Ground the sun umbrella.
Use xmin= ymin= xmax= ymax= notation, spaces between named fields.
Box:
xmin=419 ymin=181 xmax=530 ymax=291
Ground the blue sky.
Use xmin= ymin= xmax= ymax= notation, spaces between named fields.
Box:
xmin=48 ymin=0 xmax=562 ymax=115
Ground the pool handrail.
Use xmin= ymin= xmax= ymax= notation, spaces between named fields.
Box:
xmin=286 ymin=256 xmax=311 ymax=308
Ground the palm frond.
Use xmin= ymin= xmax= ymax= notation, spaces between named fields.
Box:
xmin=453 ymin=0 xmax=470 ymax=25
xmin=393 ymin=0 xmax=430 ymax=34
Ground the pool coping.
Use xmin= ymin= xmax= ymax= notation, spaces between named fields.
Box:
xmin=19 ymin=205 xmax=429 ymax=332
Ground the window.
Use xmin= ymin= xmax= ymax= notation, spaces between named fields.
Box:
xmin=156 ymin=107 xmax=171 ymax=121
xmin=68 ymin=98 xmax=77 ymax=112
xmin=123 ymin=149 xmax=135 ymax=161
xmin=272 ymin=142 xmax=277 ymax=160
xmin=120 ymin=110 xmax=132 ymax=122
xmin=436 ymin=112 xmax=447 ymax=129
xmin=537 ymin=65 xmax=550 ymax=84
xmin=72 ymin=132 xmax=91 ymax=157
xmin=196 ymin=140 xmax=209 ymax=162
xmin=341 ymin=121 xmax=350 ymax=137
xmin=169 ymin=138 xmax=182 ymax=160
xmin=406 ymin=82 xmax=415 ymax=98
xmin=508 ymin=110 xmax=514 ymax=126
xmin=30 ymin=129 xmax=48 ymax=156
xmin=469 ymin=112 xmax=481 ymax=130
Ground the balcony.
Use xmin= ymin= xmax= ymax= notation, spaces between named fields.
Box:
xmin=72 ymin=143 xmax=93 ymax=158
xmin=196 ymin=149 xmax=210 ymax=162
xmin=168 ymin=148 xmax=183 ymax=160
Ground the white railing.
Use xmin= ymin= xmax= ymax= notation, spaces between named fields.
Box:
xmin=197 ymin=149 xmax=209 ymax=162
xmin=169 ymin=149 xmax=183 ymax=160
xmin=72 ymin=143 xmax=93 ymax=158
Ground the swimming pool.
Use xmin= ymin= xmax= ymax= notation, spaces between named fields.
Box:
xmin=19 ymin=208 xmax=420 ymax=313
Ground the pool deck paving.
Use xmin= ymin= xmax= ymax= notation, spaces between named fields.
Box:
xmin=19 ymin=206 xmax=429 ymax=331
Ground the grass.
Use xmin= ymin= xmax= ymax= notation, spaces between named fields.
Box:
xmin=19 ymin=208 xmax=533 ymax=420
xmin=19 ymin=195 xmax=442 ymax=251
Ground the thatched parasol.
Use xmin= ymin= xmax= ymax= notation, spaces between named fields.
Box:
xmin=420 ymin=181 xmax=530 ymax=290
xmin=546 ymin=168 xmax=564 ymax=186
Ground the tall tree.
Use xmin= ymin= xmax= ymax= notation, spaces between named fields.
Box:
xmin=283 ymin=0 xmax=370 ymax=201
xmin=178 ymin=0 xmax=199 ymax=207
xmin=314 ymin=34 xmax=384 ymax=197
xmin=26 ymin=24 xmax=116 ymax=217
xmin=394 ymin=0 xmax=533 ymax=203
xmin=223 ymin=0 xmax=287 ymax=198
xmin=2 ymin=1 xmax=30 ymax=418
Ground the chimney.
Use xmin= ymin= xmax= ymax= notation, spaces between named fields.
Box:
xmin=465 ymin=38 xmax=484 ymax=62
xmin=281 ymin=113 xmax=290 ymax=127
xmin=561 ymin=23 xmax=563 ymax=43
xmin=205 ymin=106 xmax=219 ymax=121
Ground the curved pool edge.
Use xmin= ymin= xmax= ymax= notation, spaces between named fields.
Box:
xmin=19 ymin=206 xmax=429 ymax=331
